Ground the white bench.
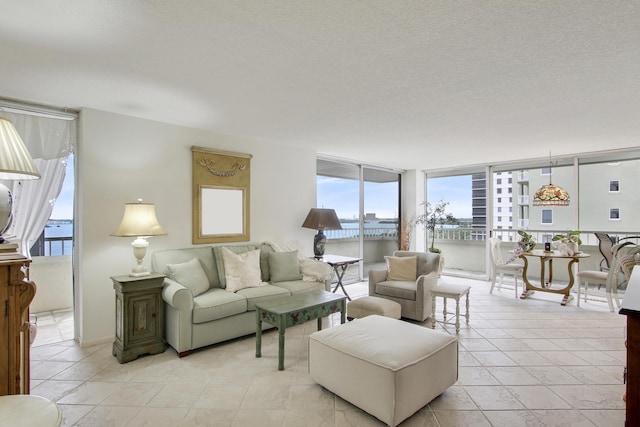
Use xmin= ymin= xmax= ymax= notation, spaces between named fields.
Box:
xmin=308 ymin=315 xmax=458 ymax=426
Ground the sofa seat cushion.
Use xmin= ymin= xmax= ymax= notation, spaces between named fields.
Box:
xmin=272 ymin=279 xmax=326 ymax=295
xmin=238 ymin=284 xmax=291 ymax=311
xmin=193 ymin=288 xmax=247 ymax=324
xmin=375 ymin=280 xmax=416 ymax=300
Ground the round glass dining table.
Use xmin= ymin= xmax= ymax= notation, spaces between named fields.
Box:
xmin=518 ymin=249 xmax=590 ymax=305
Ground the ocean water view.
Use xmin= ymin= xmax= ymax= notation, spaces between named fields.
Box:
xmin=326 ymin=219 xmax=398 ymax=239
xmin=43 ymin=220 xmax=73 ymax=256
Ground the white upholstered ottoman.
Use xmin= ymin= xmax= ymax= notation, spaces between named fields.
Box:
xmin=347 ymin=296 xmax=401 ymax=320
xmin=308 ymin=315 xmax=458 ymax=427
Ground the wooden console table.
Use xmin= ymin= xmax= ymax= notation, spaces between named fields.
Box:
xmin=620 ymin=268 xmax=640 ymax=426
xmin=0 ymin=256 xmax=37 ymax=395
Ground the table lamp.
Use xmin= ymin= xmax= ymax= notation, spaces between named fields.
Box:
xmin=111 ymin=199 xmax=167 ymax=276
xmin=0 ymin=117 xmax=41 ymax=256
xmin=301 ymin=208 xmax=342 ymax=258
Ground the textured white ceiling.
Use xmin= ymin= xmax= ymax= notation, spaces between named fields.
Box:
xmin=1 ymin=1 xmax=639 ymax=170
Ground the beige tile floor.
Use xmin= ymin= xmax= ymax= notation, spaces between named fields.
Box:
xmin=30 ymin=277 xmax=627 ymax=426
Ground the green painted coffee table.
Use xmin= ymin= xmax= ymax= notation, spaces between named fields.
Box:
xmin=255 ymin=290 xmax=347 ymax=370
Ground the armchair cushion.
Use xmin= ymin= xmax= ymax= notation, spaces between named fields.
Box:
xmin=221 ymin=247 xmax=264 ymax=292
xmin=385 ymin=256 xmax=417 ymax=281
xmin=167 ymin=258 xmax=210 ymax=297
xmin=268 ymin=250 xmax=303 ymax=283
xmin=375 ymin=280 xmax=417 ymax=300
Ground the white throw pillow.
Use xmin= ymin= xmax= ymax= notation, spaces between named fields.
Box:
xmin=167 ymin=258 xmax=210 ymax=296
xmin=221 ymin=247 xmax=264 ymax=292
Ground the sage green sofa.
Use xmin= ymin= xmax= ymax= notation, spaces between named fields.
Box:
xmin=151 ymin=242 xmax=332 ymax=357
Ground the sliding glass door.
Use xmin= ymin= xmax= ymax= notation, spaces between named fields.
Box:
xmin=317 ymin=159 xmax=400 ymax=283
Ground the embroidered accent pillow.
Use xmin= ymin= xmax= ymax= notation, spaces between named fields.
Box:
xmin=221 ymin=247 xmax=263 ymax=292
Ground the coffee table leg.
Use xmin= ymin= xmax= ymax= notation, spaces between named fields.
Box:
xmin=255 ymin=309 xmax=262 ymax=358
xmin=317 ymin=317 xmax=322 ymax=331
xmin=340 ymin=300 xmax=346 ymax=324
xmin=278 ymin=315 xmax=285 ymax=371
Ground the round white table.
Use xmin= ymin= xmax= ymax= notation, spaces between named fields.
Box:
xmin=0 ymin=395 xmax=62 ymax=427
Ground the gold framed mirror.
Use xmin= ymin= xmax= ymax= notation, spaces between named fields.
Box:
xmin=192 ymin=146 xmax=251 ymax=243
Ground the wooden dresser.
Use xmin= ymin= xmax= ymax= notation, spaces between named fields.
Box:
xmin=0 ymin=256 xmax=36 ymax=395
xmin=620 ymin=268 xmax=640 ymax=426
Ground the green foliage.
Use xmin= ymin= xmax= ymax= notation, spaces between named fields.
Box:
xmin=552 ymin=230 xmax=582 ymax=245
xmin=517 ymin=230 xmax=536 ymax=251
xmin=416 ymin=200 xmax=458 ymax=253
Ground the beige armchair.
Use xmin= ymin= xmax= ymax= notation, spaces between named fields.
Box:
xmin=368 ymin=250 xmax=440 ymax=321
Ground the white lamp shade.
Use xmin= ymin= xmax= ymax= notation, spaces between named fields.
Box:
xmin=0 ymin=117 xmax=40 ymax=180
xmin=111 ymin=202 xmax=167 ymax=237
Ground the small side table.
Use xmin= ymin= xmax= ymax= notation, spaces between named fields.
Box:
xmin=320 ymin=254 xmax=361 ymax=301
xmin=431 ymin=283 xmax=470 ymax=334
xmin=111 ymin=273 xmax=166 ymax=363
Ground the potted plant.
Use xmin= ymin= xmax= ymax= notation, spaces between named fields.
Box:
xmin=552 ymin=230 xmax=582 ymax=255
xmin=415 ymin=200 xmax=457 ymax=276
xmin=517 ymin=230 xmax=536 ymax=252
xmin=415 ymin=200 xmax=457 ymax=254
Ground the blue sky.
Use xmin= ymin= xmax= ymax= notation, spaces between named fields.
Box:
xmin=427 ymin=175 xmax=472 ymax=218
xmin=317 ymin=174 xmax=473 ymax=220
xmin=50 ymin=154 xmax=74 ymax=220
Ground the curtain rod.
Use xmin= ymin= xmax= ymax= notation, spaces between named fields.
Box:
xmin=0 ymin=98 xmax=78 ymax=121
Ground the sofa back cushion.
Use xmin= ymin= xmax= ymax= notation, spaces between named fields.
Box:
xmin=151 ymin=246 xmax=220 ymax=288
xmin=258 ymin=244 xmax=275 ymax=282
xmin=393 ymin=250 xmax=440 ymax=277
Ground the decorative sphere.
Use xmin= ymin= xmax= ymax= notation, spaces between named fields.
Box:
xmin=0 ymin=185 xmax=13 ymax=236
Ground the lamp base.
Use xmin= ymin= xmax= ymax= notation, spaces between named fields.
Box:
xmin=313 ymin=229 xmax=326 ymax=257
xmin=130 ymin=237 xmax=150 ymax=277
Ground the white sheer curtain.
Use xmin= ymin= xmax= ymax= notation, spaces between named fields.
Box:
xmin=0 ymin=111 xmax=76 ymax=257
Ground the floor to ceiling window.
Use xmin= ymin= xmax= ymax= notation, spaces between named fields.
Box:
xmin=428 ymin=150 xmax=640 ymax=279
xmin=317 ymin=159 xmax=401 ymax=283
xmin=426 ymin=173 xmax=485 ymax=277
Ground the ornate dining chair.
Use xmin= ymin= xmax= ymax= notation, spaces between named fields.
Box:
xmin=577 ymin=242 xmax=640 ymax=312
xmin=489 ymin=237 xmax=524 ymax=298
xmin=594 ymin=232 xmax=614 ymax=272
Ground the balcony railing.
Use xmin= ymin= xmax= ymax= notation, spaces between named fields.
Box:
xmin=326 ymin=227 xmax=398 ymax=239
xmin=43 ymin=236 xmax=73 ymax=256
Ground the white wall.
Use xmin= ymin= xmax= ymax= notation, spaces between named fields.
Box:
xmin=76 ymin=108 xmax=318 ymax=346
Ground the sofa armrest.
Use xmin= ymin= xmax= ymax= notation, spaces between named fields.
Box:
xmin=162 ymin=278 xmax=194 ymax=310
xmin=368 ymin=269 xmax=388 ymax=295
